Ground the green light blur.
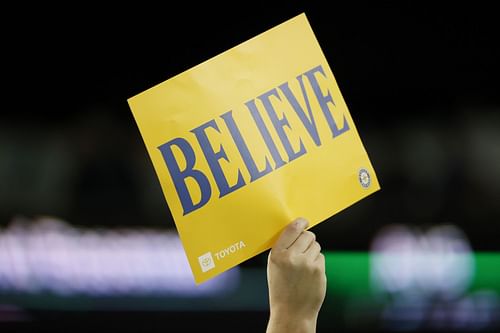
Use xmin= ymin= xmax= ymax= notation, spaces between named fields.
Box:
xmin=325 ymin=251 xmax=500 ymax=296
xmin=324 ymin=252 xmax=370 ymax=297
xmin=469 ymin=252 xmax=500 ymax=292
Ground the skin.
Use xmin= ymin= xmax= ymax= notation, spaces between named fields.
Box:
xmin=266 ymin=218 xmax=327 ymax=333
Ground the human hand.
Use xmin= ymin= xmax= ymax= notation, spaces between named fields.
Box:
xmin=266 ymin=218 xmax=327 ymax=333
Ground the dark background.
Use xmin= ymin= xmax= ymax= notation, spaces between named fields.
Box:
xmin=1 ymin=1 xmax=499 ymax=332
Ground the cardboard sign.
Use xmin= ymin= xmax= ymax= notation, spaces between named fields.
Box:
xmin=127 ymin=13 xmax=380 ymax=284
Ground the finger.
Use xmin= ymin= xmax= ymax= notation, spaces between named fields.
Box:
xmin=317 ymin=254 xmax=327 ymax=282
xmin=305 ymin=241 xmax=321 ymax=260
xmin=273 ymin=217 xmax=309 ymax=251
xmin=315 ymin=253 xmax=326 ymax=269
xmin=289 ymin=230 xmax=316 ymax=253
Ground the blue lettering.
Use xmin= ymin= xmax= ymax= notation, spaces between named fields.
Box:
xmin=220 ymin=110 xmax=273 ymax=182
xmin=259 ymin=89 xmax=306 ymax=162
xmin=158 ymin=138 xmax=211 ymax=215
xmin=279 ymin=79 xmax=321 ymax=146
xmin=157 ymin=64 xmax=351 ymax=215
xmin=304 ymin=65 xmax=350 ymax=137
xmin=191 ymin=119 xmax=245 ymax=198
xmin=245 ymin=99 xmax=286 ymax=169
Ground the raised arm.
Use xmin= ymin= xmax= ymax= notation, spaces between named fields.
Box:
xmin=266 ymin=218 xmax=327 ymax=333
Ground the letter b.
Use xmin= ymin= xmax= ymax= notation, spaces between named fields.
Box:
xmin=158 ymin=138 xmax=211 ymax=215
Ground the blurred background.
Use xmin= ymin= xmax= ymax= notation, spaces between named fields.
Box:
xmin=1 ymin=2 xmax=499 ymax=332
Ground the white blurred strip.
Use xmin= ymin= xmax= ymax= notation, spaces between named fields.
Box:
xmin=0 ymin=217 xmax=239 ymax=296
xmin=370 ymin=223 xmax=475 ymax=298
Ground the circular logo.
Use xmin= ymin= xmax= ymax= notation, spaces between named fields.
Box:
xmin=358 ymin=168 xmax=371 ymax=188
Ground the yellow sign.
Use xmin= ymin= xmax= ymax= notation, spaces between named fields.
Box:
xmin=127 ymin=13 xmax=380 ymax=284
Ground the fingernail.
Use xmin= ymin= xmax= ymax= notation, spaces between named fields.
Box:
xmin=295 ymin=218 xmax=308 ymax=229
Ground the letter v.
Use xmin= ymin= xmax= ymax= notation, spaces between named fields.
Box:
xmin=279 ymin=79 xmax=321 ymax=146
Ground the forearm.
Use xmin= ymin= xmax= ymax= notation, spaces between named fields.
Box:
xmin=266 ymin=311 xmax=318 ymax=333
